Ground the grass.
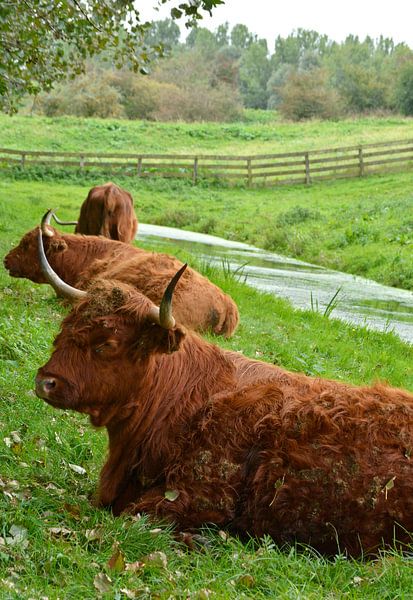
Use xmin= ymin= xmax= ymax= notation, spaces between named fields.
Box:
xmin=1 ymin=111 xmax=413 ymax=155
xmin=1 ymin=182 xmax=413 ymax=598
xmin=1 ymin=169 xmax=412 ymax=290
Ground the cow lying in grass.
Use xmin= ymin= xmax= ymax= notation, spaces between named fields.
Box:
xmin=3 ymin=215 xmax=239 ymax=337
xmin=75 ymin=182 xmax=138 ymax=243
xmin=35 ymin=232 xmax=413 ymax=556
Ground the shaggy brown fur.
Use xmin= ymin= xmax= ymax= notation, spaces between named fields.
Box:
xmin=35 ymin=279 xmax=413 ymax=556
xmin=79 ymin=253 xmax=239 ymax=337
xmin=3 ymin=227 xmax=239 ymax=337
xmin=75 ymin=182 xmax=138 ymax=243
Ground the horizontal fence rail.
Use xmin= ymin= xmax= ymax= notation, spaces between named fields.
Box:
xmin=0 ymin=138 xmax=412 ymax=187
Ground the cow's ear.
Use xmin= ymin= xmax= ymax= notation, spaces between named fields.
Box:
xmin=49 ymin=239 xmax=68 ymax=253
xmin=163 ymin=326 xmax=186 ymax=354
xmin=139 ymin=324 xmax=186 ymax=355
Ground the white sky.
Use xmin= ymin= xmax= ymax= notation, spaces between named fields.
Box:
xmin=138 ymin=0 xmax=413 ymax=50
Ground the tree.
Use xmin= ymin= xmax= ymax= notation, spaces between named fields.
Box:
xmin=230 ymin=24 xmax=254 ymax=50
xmin=395 ymin=60 xmax=413 ymax=115
xmin=238 ymin=40 xmax=271 ymax=108
xmin=144 ymin=18 xmax=181 ymax=51
xmin=0 ymin=0 xmax=224 ymax=113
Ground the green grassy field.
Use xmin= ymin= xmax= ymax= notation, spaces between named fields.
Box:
xmin=1 ymin=111 xmax=413 ymax=154
xmin=2 ymin=169 xmax=412 ymax=290
xmin=1 ymin=180 xmax=413 ymax=598
xmin=1 ymin=113 xmax=413 ymax=597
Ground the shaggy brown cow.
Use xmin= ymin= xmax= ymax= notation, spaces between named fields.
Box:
xmin=75 ymin=182 xmax=138 ymax=243
xmin=3 ymin=213 xmax=139 ymax=288
xmin=3 ymin=220 xmax=239 ymax=336
xmin=35 ymin=250 xmax=413 ymax=556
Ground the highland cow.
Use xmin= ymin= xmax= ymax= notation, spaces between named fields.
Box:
xmin=35 ymin=239 xmax=413 ymax=556
xmin=3 ymin=219 xmax=239 ymax=336
xmin=75 ymin=182 xmax=138 ymax=243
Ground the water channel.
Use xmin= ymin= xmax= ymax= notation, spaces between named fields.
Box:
xmin=137 ymin=223 xmax=413 ymax=345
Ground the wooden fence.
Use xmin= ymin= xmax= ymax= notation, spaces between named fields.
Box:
xmin=1 ymin=138 xmax=412 ymax=187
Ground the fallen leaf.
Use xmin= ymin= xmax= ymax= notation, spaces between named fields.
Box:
xmin=68 ymin=463 xmax=87 ymax=475
xmin=5 ymin=525 xmax=29 ymax=548
xmin=63 ymin=502 xmax=81 ymax=519
xmin=144 ymin=551 xmax=168 ymax=569
xmin=107 ymin=542 xmax=126 ymax=573
xmin=149 ymin=528 xmax=163 ymax=535
xmin=164 ymin=489 xmax=179 ymax=502
xmin=85 ymin=528 xmax=104 ymax=542
xmin=48 ymin=527 xmax=73 ymax=539
xmin=93 ymin=573 xmax=112 ymax=594
xmin=125 ymin=560 xmax=145 ymax=572
xmin=382 ymin=476 xmax=396 ymax=500
xmin=120 ymin=589 xmax=137 ymax=599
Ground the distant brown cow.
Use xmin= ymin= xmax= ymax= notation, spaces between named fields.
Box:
xmin=35 ymin=250 xmax=413 ymax=557
xmin=3 ymin=219 xmax=239 ymax=337
xmin=75 ymin=182 xmax=138 ymax=243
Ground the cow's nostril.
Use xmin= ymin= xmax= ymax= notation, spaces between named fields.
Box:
xmin=43 ymin=378 xmax=56 ymax=391
xmin=35 ymin=376 xmax=57 ymax=398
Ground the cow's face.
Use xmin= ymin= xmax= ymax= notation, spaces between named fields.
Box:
xmin=4 ymin=228 xmax=67 ymax=282
xmin=35 ymin=282 xmax=185 ymax=427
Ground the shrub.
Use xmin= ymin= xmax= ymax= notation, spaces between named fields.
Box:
xmin=278 ymin=68 xmax=341 ymax=120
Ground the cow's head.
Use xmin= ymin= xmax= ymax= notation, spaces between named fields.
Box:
xmin=3 ymin=210 xmax=69 ymax=282
xmin=35 ymin=230 xmax=187 ymax=426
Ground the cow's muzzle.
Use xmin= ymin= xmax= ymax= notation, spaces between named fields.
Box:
xmin=35 ymin=376 xmax=57 ymax=400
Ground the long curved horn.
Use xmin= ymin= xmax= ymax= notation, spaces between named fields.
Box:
xmin=37 ymin=227 xmax=86 ymax=301
xmin=41 ymin=209 xmax=56 ymax=238
xmin=52 ymin=213 xmax=78 ymax=226
xmin=154 ymin=263 xmax=187 ymax=329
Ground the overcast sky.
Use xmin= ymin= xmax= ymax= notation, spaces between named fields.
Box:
xmin=139 ymin=0 xmax=413 ymax=50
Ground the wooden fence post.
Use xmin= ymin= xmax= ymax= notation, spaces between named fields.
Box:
xmin=137 ymin=157 xmax=142 ymax=177
xmin=304 ymin=152 xmax=311 ymax=184
xmin=247 ymin=158 xmax=252 ymax=187
xmin=20 ymin=153 xmax=26 ymax=168
xmin=193 ymin=157 xmax=198 ymax=184
xmin=80 ymin=155 xmax=85 ymax=169
xmin=358 ymin=147 xmax=365 ymax=176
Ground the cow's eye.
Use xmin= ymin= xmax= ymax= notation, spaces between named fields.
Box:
xmin=94 ymin=340 xmax=118 ymax=354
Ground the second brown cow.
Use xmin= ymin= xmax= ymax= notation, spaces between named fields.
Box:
xmin=75 ymin=182 xmax=138 ymax=243
xmin=3 ymin=220 xmax=239 ymax=337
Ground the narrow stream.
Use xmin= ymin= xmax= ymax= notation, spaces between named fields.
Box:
xmin=138 ymin=224 xmax=413 ymax=345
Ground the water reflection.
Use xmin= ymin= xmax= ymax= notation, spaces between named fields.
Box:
xmin=138 ymin=224 xmax=413 ymax=344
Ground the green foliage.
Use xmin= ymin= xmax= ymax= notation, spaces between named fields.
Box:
xmin=279 ymin=68 xmax=341 ymax=120
xmin=10 ymin=14 xmax=413 ymax=122
xmin=395 ymin=59 xmax=413 ymax=115
xmin=143 ymin=18 xmax=181 ymax=51
xmin=0 ymin=0 xmax=224 ymax=114
xmin=239 ymin=42 xmax=271 ymax=109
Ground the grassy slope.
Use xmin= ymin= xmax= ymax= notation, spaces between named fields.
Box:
xmin=1 ymin=185 xmax=413 ymax=598
xmin=1 ymin=112 xmax=413 ymax=290
xmin=1 ymin=170 xmax=412 ymax=290
xmin=1 ymin=111 xmax=413 ymax=154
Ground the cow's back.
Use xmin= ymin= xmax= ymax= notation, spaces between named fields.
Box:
xmin=83 ymin=251 xmax=239 ymax=336
xmin=75 ymin=183 xmax=138 ymax=243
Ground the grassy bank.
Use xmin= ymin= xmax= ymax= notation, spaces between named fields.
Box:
xmin=1 ymin=191 xmax=413 ymax=598
xmin=1 ymin=170 xmax=412 ymax=290
xmin=1 ymin=112 xmax=413 ymax=155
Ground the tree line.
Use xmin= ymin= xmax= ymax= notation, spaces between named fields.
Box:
xmin=35 ymin=20 xmax=413 ymax=122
